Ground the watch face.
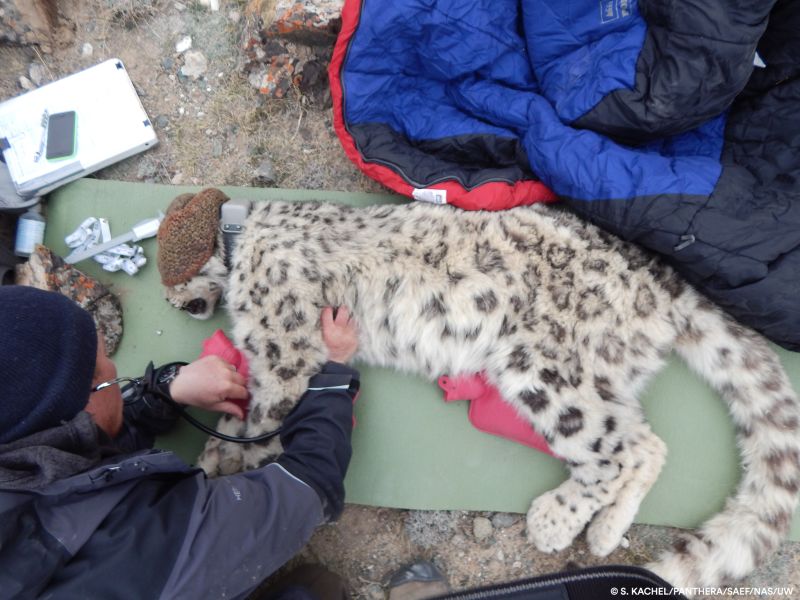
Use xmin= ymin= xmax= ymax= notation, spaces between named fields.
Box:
xmin=157 ymin=364 xmax=180 ymax=385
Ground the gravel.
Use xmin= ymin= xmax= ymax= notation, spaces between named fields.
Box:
xmin=181 ymin=50 xmax=208 ymax=80
xmin=472 ymin=517 xmax=494 ymax=541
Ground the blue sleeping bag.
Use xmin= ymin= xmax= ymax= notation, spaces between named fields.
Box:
xmin=331 ymin=0 xmax=800 ymax=350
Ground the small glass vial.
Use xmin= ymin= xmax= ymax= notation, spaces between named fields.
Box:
xmin=14 ymin=203 xmax=46 ymax=257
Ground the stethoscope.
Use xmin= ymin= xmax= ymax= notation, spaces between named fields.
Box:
xmin=106 ymin=361 xmax=283 ymax=444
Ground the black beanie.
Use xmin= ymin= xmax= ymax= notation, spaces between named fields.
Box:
xmin=0 ymin=286 xmax=98 ymax=444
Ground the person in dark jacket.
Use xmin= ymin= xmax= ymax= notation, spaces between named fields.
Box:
xmin=0 ymin=285 xmax=360 ymax=600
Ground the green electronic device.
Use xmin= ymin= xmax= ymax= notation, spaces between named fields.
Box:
xmin=45 ymin=111 xmax=78 ymax=161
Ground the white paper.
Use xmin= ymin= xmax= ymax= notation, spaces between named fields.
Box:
xmin=0 ymin=59 xmax=158 ymax=198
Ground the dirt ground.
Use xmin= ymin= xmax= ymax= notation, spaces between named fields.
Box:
xmin=1 ymin=1 xmax=798 ymax=598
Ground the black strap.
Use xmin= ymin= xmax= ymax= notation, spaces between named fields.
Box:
xmin=134 ymin=362 xmax=283 ymax=444
xmin=223 ymin=232 xmax=237 ymax=272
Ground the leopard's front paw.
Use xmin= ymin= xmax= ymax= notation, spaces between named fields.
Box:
xmin=216 ymin=441 xmax=244 ymax=475
xmin=197 ymin=416 xmax=247 ymax=476
xmin=196 ymin=437 xmax=222 ymax=477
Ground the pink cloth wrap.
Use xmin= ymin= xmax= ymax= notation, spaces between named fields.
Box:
xmin=438 ymin=373 xmax=556 ymax=457
xmin=199 ymin=329 xmax=251 ymax=417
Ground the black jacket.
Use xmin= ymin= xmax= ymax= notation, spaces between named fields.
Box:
xmin=0 ymin=361 xmax=358 ymax=600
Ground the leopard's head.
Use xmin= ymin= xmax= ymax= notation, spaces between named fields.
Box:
xmin=157 ymin=188 xmax=230 ymax=320
xmin=162 ymin=240 xmax=228 ymax=320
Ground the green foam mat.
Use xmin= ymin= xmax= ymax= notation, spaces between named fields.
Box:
xmin=45 ymin=178 xmax=800 ymax=539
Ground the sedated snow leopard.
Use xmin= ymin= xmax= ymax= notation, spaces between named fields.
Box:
xmin=161 ymin=193 xmax=800 ymax=590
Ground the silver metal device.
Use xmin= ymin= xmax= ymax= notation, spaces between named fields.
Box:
xmin=220 ymin=198 xmax=251 ymax=234
xmin=220 ymin=198 xmax=252 ymax=269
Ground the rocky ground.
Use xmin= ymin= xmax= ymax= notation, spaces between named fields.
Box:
xmin=1 ymin=1 xmax=798 ymax=598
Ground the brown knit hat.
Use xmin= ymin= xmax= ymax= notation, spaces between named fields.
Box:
xmin=157 ymin=188 xmax=230 ymax=286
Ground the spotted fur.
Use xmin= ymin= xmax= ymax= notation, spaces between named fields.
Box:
xmin=163 ymin=199 xmax=800 ymax=589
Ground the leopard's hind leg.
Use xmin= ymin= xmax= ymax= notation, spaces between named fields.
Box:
xmin=493 ymin=372 xmax=665 ymax=555
xmin=525 ymin=418 xmax=655 ymax=554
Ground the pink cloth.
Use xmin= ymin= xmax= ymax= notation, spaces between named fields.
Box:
xmin=438 ymin=373 xmax=556 ymax=457
xmin=199 ymin=329 xmax=251 ymax=417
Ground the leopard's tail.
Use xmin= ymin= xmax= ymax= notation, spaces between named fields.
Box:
xmin=649 ymin=294 xmax=800 ymax=589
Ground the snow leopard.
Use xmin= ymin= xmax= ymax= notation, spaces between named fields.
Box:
xmin=161 ymin=196 xmax=800 ymax=590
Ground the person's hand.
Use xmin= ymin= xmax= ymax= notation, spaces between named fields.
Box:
xmin=321 ymin=306 xmax=359 ymax=364
xmin=168 ymin=355 xmax=249 ymax=420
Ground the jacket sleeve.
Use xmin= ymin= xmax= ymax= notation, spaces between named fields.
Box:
xmin=113 ymin=374 xmax=181 ymax=453
xmin=156 ymin=362 xmax=359 ymax=599
xmin=158 ymin=463 xmax=327 ymax=600
xmin=277 ymin=361 xmax=359 ymax=521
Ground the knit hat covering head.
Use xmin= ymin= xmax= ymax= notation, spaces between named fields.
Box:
xmin=157 ymin=188 xmax=230 ymax=286
xmin=0 ymin=286 xmax=98 ymax=444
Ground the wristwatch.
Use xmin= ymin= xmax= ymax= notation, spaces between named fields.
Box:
xmin=156 ymin=363 xmax=182 ymax=387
